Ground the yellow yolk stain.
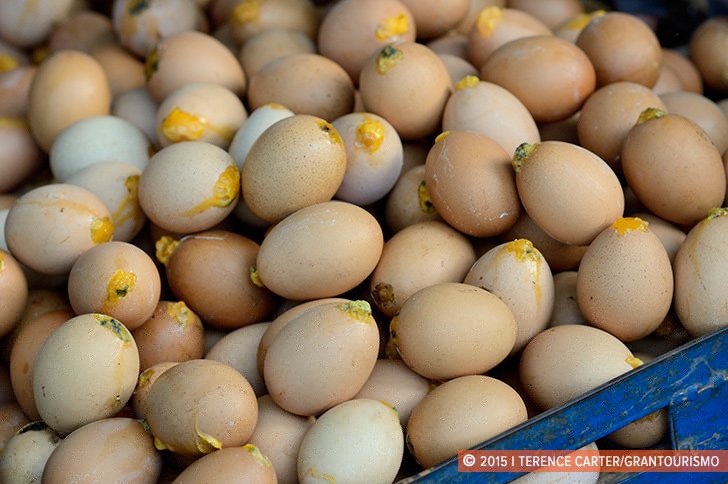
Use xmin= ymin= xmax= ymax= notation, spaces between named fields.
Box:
xmin=375 ymin=13 xmax=410 ymax=41
xmin=184 ymin=165 xmax=240 ymax=215
xmin=612 ymin=217 xmax=649 ymax=235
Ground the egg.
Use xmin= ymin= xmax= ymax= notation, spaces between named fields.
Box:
xmin=384 ymin=165 xmax=443 ymax=233
xmin=159 ymin=230 xmax=277 ymax=329
xmin=0 ymin=118 xmax=44 ymax=193
xmin=621 ymin=109 xmax=726 ymax=226
xmin=41 ymin=418 xmax=162 ymax=483
xmin=228 ymin=103 xmax=295 ymax=170
xmin=146 ymin=359 xmax=258 ymax=456
xmin=481 ymin=35 xmax=594 ymax=123
xmin=0 ymin=65 xmax=37 ymax=118
xmin=172 ymin=445 xmax=277 ymax=483
xmin=508 ymin=0 xmax=583 ymax=30
xmin=47 ymin=10 xmax=116 ymax=53
xmin=359 ymin=41 xmax=452 ymax=140
xmin=0 ymin=0 xmax=74 ymax=47
xmin=549 ymin=271 xmax=586 ymax=327
xmin=406 ymin=375 xmax=527 ymax=468
xmin=392 ymin=282 xmax=516 ymax=380
xmin=27 ymin=50 xmax=112 ymax=152
xmin=689 ymin=17 xmax=728 ymax=92
xmin=247 ymin=395 xmax=315 ymax=484
xmin=370 ymin=220 xmax=476 ymax=317
xmin=464 ymin=239 xmax=555 ymax=354
xmin=428 ymin=33 xmax=469 ymax=58
xmin=316 ymin=0 xmax=417 ymax=83
xmin=206 ymin=322 xmax=271 ymax=396
xmin=441 ymin=77 xmax=540 ymax=156
xmin=673 ymin=208 xmax=728 ymax=336
xmin=5 ymin=184 xmax=114 ymax=275
xmin=632 ymin=212 xmax=686 ymax=263
xmin=660 ymin=48 xmax=702 ymax=94
xmin=659 ymin=90 xmax=728 ymax=155
xmin=131 ymin=361 xmax=179 ymax=419
xmin=437 ymin=53 xmax=479 ymax=86
xmin=0 ymin=422 xmax=61 ymax=484
xmin=513 ymin=141 xmax=624 ymax=246
xmin=519 ymin=324 xmax=642 ymax=410
xmin=399 ymin=0 xmax=468 ymax=40
xmin=652 ymin=63 xmax=683 ymax=95
xmin=298 ymin=399 xmax=403 ymax=484
xmin=90 ymin=44 xmax=146 ymax=97
xmin=577 ymin=217 xmax=673 ymax=342
xmin=264 ymin=300 xmax=379 ymax=416
xmin=239 ymin=27 xmax=316 ymax=78
xmin=454 ymin=0 xmax=506 ymax=35
xmin=33 ymin=313 xmax=140 ymax=434
xmin=425 ymin=130 xmax=520 ymax=236
xmin=0 ymin=403 xmax=29 ymax=453
xmin=227 ymin=0 xmax=320 ymax=46
xmin=0 ymin=250 xmax=28 ymax=339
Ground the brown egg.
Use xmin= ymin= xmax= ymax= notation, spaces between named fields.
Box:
xmin=5 ymin=184 xmax=114 ymax=275
xmin=0 ymin=65 xmax=37 ymax=118
xmin=466 ymin=7 xmax=552 ymax=69
xmin=674 ymin=208 xmax=728 ymax=336
xmin=242 ymin=114 xmax=346 ymax=223
xmin=160 ymin=230 xmax=276 ymax=329
xmin=508 ymin=0 xmax=583 ymax=30
xmin=661 ymin=48 xmax=702 ymax=94
xmin=425 ymin=130 xmax=520 ymax=236
xmin=145 ymin=31 xmax=246 ymax=104
xmin=437 ymin=53 xmax=479 ymax=86
xmin=399 ymin=0 xmax=468 ymax=40
xmin=27 ymin=50 xmax=111 ymax=152
xmin=172 ymin=445 xmax=277 ymax=483
xmin=47 ymin=10 xmax=116 ymax=53
xmin=112 ymin=87 xmax=159 ymax=143
xmin=384 ymin=165 xmax=443 ymax=233
xmin=549 ymin=271 xmax=586 ymax=327
xmin=513 ymin=141 xmax=624 ymax=246
xmin=0 ymin=0 xmax=74 ymax=48
xmin=406 ymin=375 xmax=527 ymax=468
xmin=621 ymin=110 xmax=726 ymax=226
xmin=652 ymin=63 xmax=683 ymax=95
xmin=132 ymin=301 xmax=204 ymax=371
xmin=481 ymin=35 xmax=595 ymax=123
xmin=13 ymin=289 xmax=70 ymax=332
xmin=441 ymin=76 xmax=540 ymax=156
xmin=553 ymin=9 xmax=606 ymax=44
xmin=317 ymin=0 xmax=416 ymax=83
xmin=67 ymin=241 xmax=161 ymax=330
xmin=9 ymin=309 xmax=72 ymax=420
xmin=131 ymin=361 xmax=179 ymax=420
xmin=689 ymin=17 xmax=728 ymax=92
xmin=427 ymin=32 xmax=469 ymax=58
xmin=660 ymin=90 xmax=728 ymax=155
xmin=0 ymin=250 xmax=28 ymax=339
xmin=370 ymin=221 xmax=475 ymax=317
xmin=264 ymin=300 xmax=379 ymax=416
xmin=0 ymin=403 xmax=29 ymax=453
xmin=455 ymin=0 xmax=506 ymax=35
xmin=520 ymin=324 xmax=641 ymax=410
xmin=138 ymin=141 xmax=240 ymax=233
xmin=238 ymin=28 xmax=316 ymax=78
xmin=247 ymin=395 xmax=314 ymax=484
xmin=354 ymin=359 xmax=430 ymax=426
xmin=575 ymin=12 xmax=662 ymax=88
xmin=33 ymin=313 xmax=140 ymax=434
xmin=156 ymin=82 xmax=247 ymax=149
xmin=89 ymin=44 xmax=146 ymax=97
xmin=0 ymin=118 xmax=43 ymax=193
xmin=228 ymin=0 xmax=319 ymax=46
xmin=577 ymin=217 xmax=673 ymax=342
xmin=538 ymin=111 xmax=580 ymax=144
xmin=146 ymin=359 xmax=258 ymax=456
xmin=633 ymin=212 xmax=686 ymax=263
xmin=464 ymin=239 xmax=555 ymax=354
xmin=206 ymin=322 xmax=271 ymax=396
xmin=359 ymin=41 xmax=451 ymax=140
xmin=42 ymin=418 xmax=161 ymax=483
xmin=247 ymin=53 xmax=355 ymax=121
xmin=577 ymin=81 xmax=667 ymax=168
xmin=0 ymin=422 xmax=61 ymax=484
xmin=393 ymin=282 xmax=516 ymax=380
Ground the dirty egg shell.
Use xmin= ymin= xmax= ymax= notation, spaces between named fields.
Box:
xmin=384 ymin=165 xmax=443 ymax=233
xmin=0 ymin=422 xmax=61 ymax=484
xmin=131 ymin=361 xmax=180 ymax=420
xmin=172 ymin=445 xmax=277 ymax=484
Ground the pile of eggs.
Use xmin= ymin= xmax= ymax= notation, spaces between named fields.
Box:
xmin=1 ymin=0 xmax=728 ymax=482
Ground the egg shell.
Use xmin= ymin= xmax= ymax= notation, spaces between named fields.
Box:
xmin=298 ymin=399 xmax=403 ymax=484
xmin=652 ymin=63 xmax=683 ymax=95
xmin=156 ymin=82 xmax=248 ymax=149
xmin=370 ymin=220 xmax=475 ymax=317
xmin=384 ymin=165 xmax=443 ymax=233
xmin=659 ymin=90 xmax=728 ymax=155
xmin=359 ymin=41 xmax=452 ymax=140
xmin=162 ymin=230 xmax=277 ymax=329
xmin=0 ymin=250 xmax=28 ymax=338
xmin=465 ymin=239 xmax=555 ymax=353
xmin=9 ymin=309 xmax=73 ymax=420
xmin=576 ymin=81 xmax=667 ymax=167
xmin=111 ymin=87 xmax=159 ymax=144
xmin=353 ymin=359 xmax=430 ymax=426
xmin=228 ymin=0 xmax=319 ymax=46
xmin=508 ymin=0 xmax=583 ymax=30
xmin=428 ymin=33 xmax=469 ymax=58
xmin=437 ymin=53 xmax=478 ymax=86
xmin=519 ymin=324 xmax=639 ymax=410
xmin=47 ymin=10 xmax=116 ymax=53
xmin=256 ymin=201 xmax=383 ymax=300
xmin=406 ymin=375 xmax=527 ymax=468
xmin=132 ymin=300 xmax=204 ymax=371
xmin=239 ymin=28 xmax=316 ymax=78
xmin=0 ymin=422 xmax=61 ymax=484
xmin=673 ymin=209 xmax=728 ymax=336
xmin=549 ymin=271 xmax=586 ymax=327
xmin=689 ymin=17 xmax=728 ymax=92
xmin=27 ymin=50 xmax=111 ymax=152
xmin=172 ymin=445 xmax=277 ymax=484
xmin=41 ymin=418 xmax=161 ymax=483
xmin=316 ymin=0 xmax=417 ymax=83
xmin=425 ymin=130 xmax=520 ymax=236
xmin=0 ymin=65 xmax=37 ymax=118
xmin=631 ymin=212 xmax=686 ymax=264
xmin=399 ymin=0 xmax=468 ymax=39
xmin=248 ymin=395 xmax=315 ymax=484
xmin=206 ymin=322 xmax=271 ymax=397
xmin=660 ymin=48 xmax=702 ymax=94
xmin=12 ymin=289 xmax=70 ymax=332
xmin=5 ymin=184 xmax=114 ymax=275
xmin=131 ymin=361 xmax=180 ymax=420
xmin=32 ymin=313 xmax=140 ymax=434
xmin=513 ymin=140 xmax=624 ymax=246
xmin=577 ymin=218 xmax=673 ymax=342
xmin=89 ymin=44 xmax=146 ymax=97
xmin=455 ymin=0 xmax=507 ymax=35
xmin=621 ymin=112 xmax=726 ymax=226
xmin=0 ymin=403 xmax=29 ymax=453
xmin=228 ymin=103 xmax=295 ymax=170
xmin=442 ymin=78 xmax=540 ymax=156
xmin=242 ymin=114 xmax=346 ymax=224
xmin=138 ymin=141 xmax=240 ymax=234
xmin=0 ymin=0 xmax=74 ymax=47
xmin=394 ymin=282 xmax=516 ymax=380
xmin=0 ymin=118 xmax=43 ymax=193
xmin=145 ymin=359 xmax=258 ymax=456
